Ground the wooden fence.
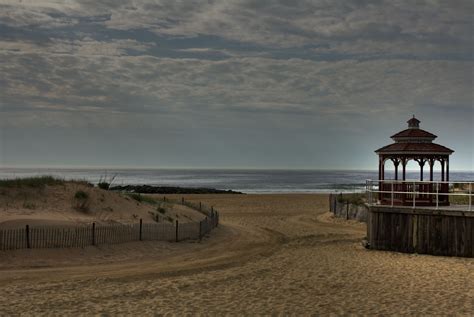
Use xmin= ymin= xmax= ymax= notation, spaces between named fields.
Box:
xmin=328 ymin=193 xmax=368 ymax=222
xmin=0 ymin=198 xmax=220 ymax=251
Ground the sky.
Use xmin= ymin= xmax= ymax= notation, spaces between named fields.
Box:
xmin=0 ymin=0 xmax=473 ymax=170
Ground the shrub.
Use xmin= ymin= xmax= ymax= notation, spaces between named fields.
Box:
xmin=22 ymin=202 xmax=36 ymax=209
xmin=141 ymin=195 xmax=157 ymax=204
xmin=98 ymin=182 xmax=110 ymax=190
xmin=127 ymin=193 xmax=143 ymax=202
xmin=74 ymin=190 xmax=89 ymax=200
xmin=126 ymin=193 xmax=157 ymax=204
xmin=73 ymin=190 xmax=90 ymax=212
xmin=98 ymin=173 xmax=117 ymax=190
xmin=337 ymin=193 xmax=366 ymax=206
xmin=157 ymin=207 xmax=166 ymax=214
xmin=148 ymin=211 xmax=161 ymax=222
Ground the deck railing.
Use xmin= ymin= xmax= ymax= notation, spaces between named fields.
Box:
xmin=366 ymin=179 xmax=473 ymax=211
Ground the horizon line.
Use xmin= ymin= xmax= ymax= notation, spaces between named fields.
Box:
xmin=0 ymin=165 xmax=472 ymax=173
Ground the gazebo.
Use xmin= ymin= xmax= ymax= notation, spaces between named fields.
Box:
xmin=375 ymin=116 xmax=454 ymax=206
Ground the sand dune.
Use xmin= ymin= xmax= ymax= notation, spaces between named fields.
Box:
xmin=0 ymin=182 xmax=203 ymax=228
xmin=0 ymin=194 xmax=472 ymax=315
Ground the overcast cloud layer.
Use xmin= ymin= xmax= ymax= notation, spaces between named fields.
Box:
xmin=0 ymin=0 xmax=472 ymax=169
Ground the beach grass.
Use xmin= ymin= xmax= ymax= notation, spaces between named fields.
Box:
xmin=337 ymin=192 xmax=366 ymax=206
xmin=126 ymin=193 xmax=157 ymax=205
xmin=449 ymin=194 xmax=472 ymax=205
xmin=0 ymin=176 xmax=65 ymax=188
xmin=73 ymin=190 xmax=90 ymax=212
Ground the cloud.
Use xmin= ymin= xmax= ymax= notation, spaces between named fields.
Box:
xmin=0 ymin=38 xmax=154 ymax=56
xmin=2 ymin=0 xmax=472 ymax=53
xmin=92 ymin=0 xmax=472 ymax=59
xmin=0 ymin=1 xmax=472 ymax=139
xmin=1 ymin=46 xmax=471 ymax=127
xmin=0 ymin=0 xmax=81 ymax=28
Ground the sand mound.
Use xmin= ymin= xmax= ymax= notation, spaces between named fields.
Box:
xmin=0 ymin=181 xmax=205 ymax=228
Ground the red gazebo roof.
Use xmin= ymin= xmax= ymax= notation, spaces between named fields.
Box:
xmin=375 ymin=116 xmax=454 ymax=155
xmin=391 ymin=128 xmax=436 ymax=139
xmin=375 ymin=142 xmax=454 ymax=154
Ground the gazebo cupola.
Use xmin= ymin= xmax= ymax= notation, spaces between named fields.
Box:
xmin=375 ymin=116 xmax=454 ymax=182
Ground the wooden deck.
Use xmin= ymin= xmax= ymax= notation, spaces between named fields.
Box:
xmin=368 ymin=205 xmax=473 ymax=257
xmin=372 ymin=204 xmax=473 ymax=213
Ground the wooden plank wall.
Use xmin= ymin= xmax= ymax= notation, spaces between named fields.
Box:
xmin=368 ymin=207 xmax=473 ymax=257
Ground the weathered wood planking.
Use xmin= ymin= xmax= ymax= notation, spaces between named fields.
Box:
xmin=368 ymin=206 xmax=473 ymax=257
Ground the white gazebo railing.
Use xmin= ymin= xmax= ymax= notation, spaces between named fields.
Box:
xmin=366 ymin=179 xmax=473 ymax=211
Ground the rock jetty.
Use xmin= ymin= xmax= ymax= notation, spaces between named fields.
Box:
xmin=110 ymin=185 xmax=243 ymax=194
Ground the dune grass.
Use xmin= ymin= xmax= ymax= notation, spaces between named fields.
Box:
xmin=449 ymin=194 xmax=472 ymax=205
xmin=0 ymin=176 xmax=65 ymax=188
xmin=336 ymin=193 xmax=367 ymax=206
xmin=126 ymin=193 xmax=157 ymax=205
xmin=73 ymin=190 xmax=90 ymax=212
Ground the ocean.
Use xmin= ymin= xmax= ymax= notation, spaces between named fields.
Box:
xmin=0 ymin=168 xmax=472 ymax=194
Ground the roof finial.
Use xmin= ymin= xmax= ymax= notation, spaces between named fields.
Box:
xmin=407 ymin=115 xmax=420 ymax=129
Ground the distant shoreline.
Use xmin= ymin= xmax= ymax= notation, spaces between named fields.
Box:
xmin=110 ymin=185 xmax=244 ymax=195
xmin=1 ymin=168 xmax=471 ymax=194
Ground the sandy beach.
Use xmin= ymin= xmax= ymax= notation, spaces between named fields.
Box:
xmin=0 ymin=194 xmax=472 ymax=315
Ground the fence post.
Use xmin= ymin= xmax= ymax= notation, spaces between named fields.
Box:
xmin=92 ymin=222 xmax=96 ymax=246
xmin=26 ymin=225 xmax=30 ymax=249
xmin=216 ymin=212 xmax=219 ymax=227
xmin=367 ymin=181 xmax=371 ymax=205
xmin=199 ymin=220 xmax=202 ymax=241
xmin=199 ymin=202 xmax=202 ymax=211
xmin=163 ymin=196 xmax=166 ymax=202
xmin=436 ymin=182 xmax=439 ymax=210
xmin=175 ymin=220 xmax=179 ymax=242
xmin=412 ymin=181 xmax=416 ymax=209
xmin=182 ymin=197 xmax=184 ymax=205
xmin=139 ymin=218 xmax=143 ymax=241
xmin=346 ymin=202 xmax=349 ymax=220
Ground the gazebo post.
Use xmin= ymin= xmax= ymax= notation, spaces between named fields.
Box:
xmin=418 ymin=159 xmax=425 ymax=181
xmin=441 ymin=160 xmax=445 ymax=182
xmin=446 ymin=157 xmax=449 ymax=182
xmin=418 ymin=159 xmax=425 ymax=198
xmin=402 ymin=158 xmax=407 ymax=181
xmin=381 ymin=159 xmax=385 ymax=180
xmin=378 ymin=156 xmax=383 ymax=201
xmin=401 ymin=158 xmax=407 ymax=204
xmin=429 ymin=158 xmax=434 ymax=204
xmin=378 ymin=157 xmax=382 ymax=181
xmin=393 ymin=159 xmax=399 ymax=181
xmin=429 ymin=158 xmax=434 ymax=181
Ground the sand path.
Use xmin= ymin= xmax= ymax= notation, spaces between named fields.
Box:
xmin=0 ymin=194 xmax=472 ymax=315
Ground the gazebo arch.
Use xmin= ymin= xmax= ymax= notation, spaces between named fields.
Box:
xmin=375 ymin=116 xmax=454 ymax=206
